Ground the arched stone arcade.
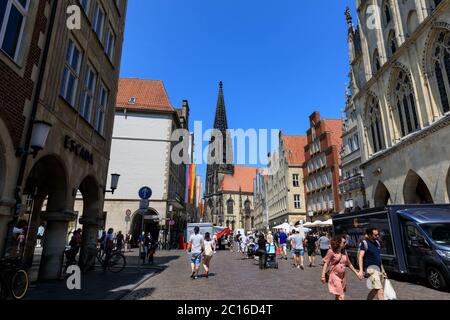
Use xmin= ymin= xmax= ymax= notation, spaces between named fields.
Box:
xmin=403 ymin=170 xmax=434 ymax=204
xmin=373 ymin=181 xmax=392 ymax=207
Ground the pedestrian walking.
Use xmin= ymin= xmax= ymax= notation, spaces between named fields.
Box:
xmin=103 ymin=228 xmax=114 ymax=271
xmin=125 ymin=233 xmax=131 ymax=252
xmin=235 ymin=231 xmax=242 ymax=253
xmin=305 ymin=233 xmax=318 ymax=267
xmin=318 ymin=232 xmax=330 ymax=265
xmin=202 ymin=232 xmax=216 ymax=278
xmin=65 ymin=228 xmax=82 ymax=266
xmin=358 ymin=228 xmax=387 ymax=300
xmin=278 ymin=229 xmax=288 ymax=260
xmin=36 ymin=223 xmax=45 ymax=248
xmin=257 ymin=233 xmax=267 ymax=270
xmin=187 ymin=226 xmax=204 ymax=279
xmin=240 ymin=233 xmax=248 ymax=258
xmin=290 ymin=230 xmax=305 ymax=269
xmin=116 ymin=231 xmax=124 ymax=252
xmin=143 ymin=233 xmax=156 ymax=264
xmin=321 ymin=235 xmax=361 ymax=300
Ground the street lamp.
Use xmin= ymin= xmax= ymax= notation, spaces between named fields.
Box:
xmin=105 ymin=173 xmax=120 ymax=194
xmin=16 ymin=120 xmax=52 ymax=158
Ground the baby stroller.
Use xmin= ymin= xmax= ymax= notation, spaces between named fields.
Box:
xmin=247 ymin=242 xmax=256 ymax=259
xmin=265 ymin=243 xmax=278 ymax=269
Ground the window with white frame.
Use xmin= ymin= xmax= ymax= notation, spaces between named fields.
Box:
xmin=79 ymin=0 xmax=90 ymax=16
xmin=0 ymin=0 xmax=29 ymax=62
xmin=93 ymin=2 xmax=105 ymax=43
xmin=80 ymin=63 xmax=97 ymax=123
xmin=95 ymin=84 xmax=108 ymax=134
xmin=60 ymin=40 xmax=83 ymax=107
xmin=294 ymin=195 xmax=301 ymax=209
xmin=105 ymin=25 xmax=115 ymax=62
xmin=293 ymin=174 xmax=299 ymax=187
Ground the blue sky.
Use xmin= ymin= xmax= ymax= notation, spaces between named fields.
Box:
xmin=119 ymin=0 xmax=357 ymax=189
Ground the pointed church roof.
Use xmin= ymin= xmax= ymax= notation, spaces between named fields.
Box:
xmin=213 ymin=81 xmax=228 ymax=132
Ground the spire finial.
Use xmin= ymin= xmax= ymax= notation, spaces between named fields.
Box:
xmin=345 ymin=6 xmax=353 ymax=30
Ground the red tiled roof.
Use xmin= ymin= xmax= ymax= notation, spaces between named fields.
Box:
xmin=283 ymin=135 xmax=308 ymax=166
xmin=220 ymin=166 xmax=258 ymax=193
xmin=116 ymin=78 xmax=173 ymax=112
xmin=323 ymin=119 xmax=343 ymax=150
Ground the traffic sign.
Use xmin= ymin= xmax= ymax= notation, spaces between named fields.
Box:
xmin=139 ymin=199 xmax=149 ymax=210
xmin=138 ymin=186 xmax=152 ymax=200
xmin=125 ymin=209 xmax=132 ymax=217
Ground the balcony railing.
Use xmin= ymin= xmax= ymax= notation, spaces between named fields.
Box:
xmin=339 ymin=174 xmax=364 ymax=194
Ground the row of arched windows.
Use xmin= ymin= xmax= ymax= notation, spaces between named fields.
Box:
xmin=366 ymin=29 xmax=450 ymax=156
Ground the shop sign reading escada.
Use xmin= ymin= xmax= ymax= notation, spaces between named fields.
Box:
xmin=64 ymin=135 xmax=94 ymax=165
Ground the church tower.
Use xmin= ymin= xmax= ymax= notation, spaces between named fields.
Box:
xmin=204 ymin=81 xmax=234 ymax=223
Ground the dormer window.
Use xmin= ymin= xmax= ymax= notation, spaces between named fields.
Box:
xmin=128 ymin=97 xmax=136 ymax=104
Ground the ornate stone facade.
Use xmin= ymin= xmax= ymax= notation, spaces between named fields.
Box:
xmin=347 ymin=0 xmax=450 ymax=207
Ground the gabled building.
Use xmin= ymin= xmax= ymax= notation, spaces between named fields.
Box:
xmin=304 ymin=112 xmax=342 ymax=222
xmin=98 ymin=78 xmax=190 ymax=246
xmin=266 ymin=132 xmax=308 ymax=227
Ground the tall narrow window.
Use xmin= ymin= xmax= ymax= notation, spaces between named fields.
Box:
xmin=293 ymin=174 xmax=299 ymax=187
xmin=80 ymin=64 xmax=97 ymax=122
xmin=392 ymin=70 xmax=419 ymax=137
xmin=432 ymin=31 xmax=450 ymax=114
xmin=0 ymin=0 xmax=29 ymax=62
xmin=93 ymin=2 xmax=105 ymax=43
xmin=366 ymin=96 xmax=385 ymax=153
xmin=384 ymin=2 xmax=391 ymax=25
xmin=294 ymin=195 xmax=301 ymax=209
xmin=60 ymin=40 xmax=83 ymax=107
xmin=105 ymin=26 xmax=115 ymax=62
xmin=80 ymin=0 xmax=90 ymax=16
xmin=373 ymin=50 xmax=381 ymax=73
xmin=388 ymin=31 xmax=397 ymax=57
xmin=227 ymin=199 xmax=234 ymax=214
xmin=95 ymin=84 xmax=108 ymax=134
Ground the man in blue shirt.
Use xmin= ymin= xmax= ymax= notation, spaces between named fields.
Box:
xmin=358 ymin=228 xmax=387 ymax=300
xmin=278 ymin=230 xmax=288 ymax=260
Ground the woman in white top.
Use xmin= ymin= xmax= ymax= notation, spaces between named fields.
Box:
xmin=202 ymin=232 xmax=216 ymax=278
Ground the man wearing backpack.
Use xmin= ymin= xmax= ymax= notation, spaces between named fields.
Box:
xmin=358 ymin=228 xmax=387 ymax=300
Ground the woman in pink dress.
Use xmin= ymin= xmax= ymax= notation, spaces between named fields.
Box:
xmin=321 ymin=235 xmax=362 ymax=300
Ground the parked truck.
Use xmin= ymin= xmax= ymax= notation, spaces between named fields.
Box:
xmin=332 ymin=205 xmax=450 ymax=290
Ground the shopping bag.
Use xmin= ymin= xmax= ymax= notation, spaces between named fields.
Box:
xmin=384 ymin=279 xmax=397 ymax=300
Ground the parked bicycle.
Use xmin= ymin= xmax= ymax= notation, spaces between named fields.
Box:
xmin=0 ymin=257 xmax=29 ymax=300
xmin=63 ymin=247 xmax=126 ymax=274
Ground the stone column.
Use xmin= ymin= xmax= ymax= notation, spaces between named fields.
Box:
xmin=38 ymin=210 xmax=76 ymax=280
xmin=78 ymin=209 xmax=100 ymax=270
xmin=0 ymin=199 xmax=14 ymax=256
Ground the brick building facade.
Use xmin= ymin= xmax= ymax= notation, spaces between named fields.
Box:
xmin=304 ymin=112 xmax=342 ymax=222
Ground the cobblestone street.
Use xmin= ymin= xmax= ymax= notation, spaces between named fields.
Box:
xmin=124 ymin=250 xmax=450 ymax=300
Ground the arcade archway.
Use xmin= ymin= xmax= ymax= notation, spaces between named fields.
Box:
xmin=20 ymin=155 xmax=72 ymax=280
xmin=374 ymin=181 xmax=392 ymax=207
xmin=130 ymin=208 xmax=160 ymax=247
xmin=403 ymin=170 xmax=434 ymax=204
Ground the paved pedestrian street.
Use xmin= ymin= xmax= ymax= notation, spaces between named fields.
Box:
xmin=124 ymin=250 xmax=450 ymax=301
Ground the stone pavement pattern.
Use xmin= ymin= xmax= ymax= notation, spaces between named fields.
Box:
xmin=26 ymin=249 xmax=166 ymax=300
xmin=124 ymin=250 xmax=450 ymax=300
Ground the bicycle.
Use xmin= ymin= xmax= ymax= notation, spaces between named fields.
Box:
xmin=86 ymin=248 xmax=126 ymax=273
xmin=64 ymin=247 xmax=126 ymax=274
xmin=0 ymin=257 xmax=29 ymax=300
